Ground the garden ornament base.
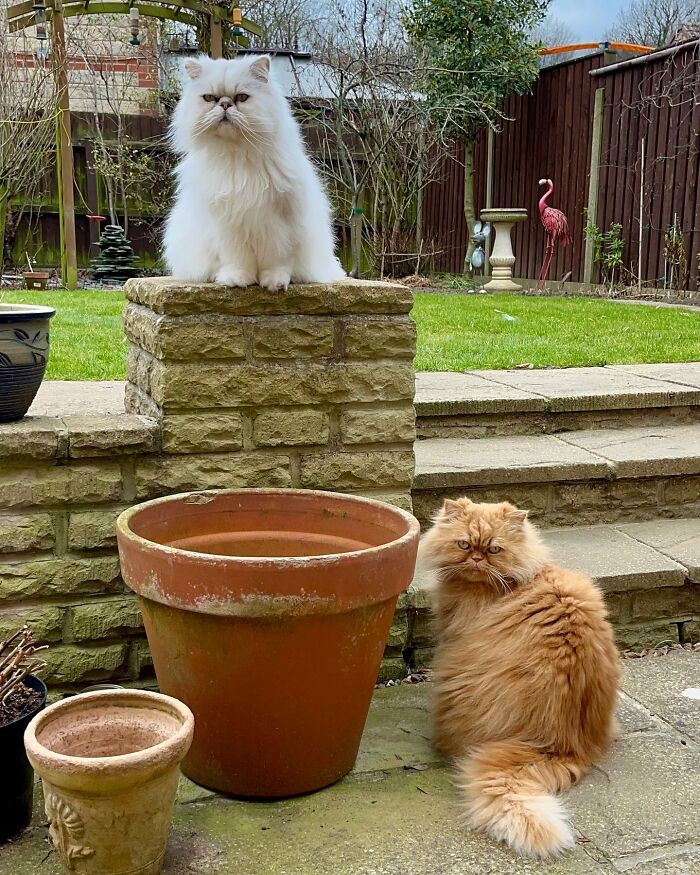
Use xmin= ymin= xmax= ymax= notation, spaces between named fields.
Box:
xmin=480 ymin=208 xmax=528 ymax=292
xmin=116 ymin=488 xmax=420 ymax=798
xmin=24 ymin=689 xmax=194 ymax=875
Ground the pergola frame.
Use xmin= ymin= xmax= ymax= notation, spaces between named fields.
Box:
xmin=6 ymin=0 xmax=261 ymax=288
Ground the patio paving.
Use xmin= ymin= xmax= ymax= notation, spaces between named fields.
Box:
xmin=3 ymin=651 xmax=698 ymax=875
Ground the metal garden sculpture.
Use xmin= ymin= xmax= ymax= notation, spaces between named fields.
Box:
xmin=537 ymin=178 xmax=572 ymax=289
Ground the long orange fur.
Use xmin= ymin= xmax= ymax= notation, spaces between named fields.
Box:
xmin=418 ymin=498 xmax=621 ymax=858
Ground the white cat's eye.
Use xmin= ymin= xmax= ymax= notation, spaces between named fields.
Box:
xmin=202 ymin=94 xmax=218 ymax=102
xmin=236 ymin=93 xmax=250 ymax=103
xmin=488 ymin=546 xmax=502 ymax=554
xmin=457 ymin=540 xmax=471 ymax=551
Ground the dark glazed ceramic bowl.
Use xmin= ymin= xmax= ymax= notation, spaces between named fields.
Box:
xmin=0 ymin=304 xmax=56 ymax=422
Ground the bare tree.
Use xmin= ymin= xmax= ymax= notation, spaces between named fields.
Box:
xmin=0 ymin=23 xmax=55 ymax=270
xmin=66 ymin=16 xmax=174 ymax=236
xmin=608 ymin=0 xmax=700 ymax=47
xmin=303 ymin=0 xmax=446 ymax=277
xmin=533 ymin=15 xmax=578 ymax=67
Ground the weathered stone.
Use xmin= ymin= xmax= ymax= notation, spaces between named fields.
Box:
xmin=133 ymin=357 xmax=415 ymax=410
xmin=414 ymin=434 xmax=610 ymax=489
xmin=0 ymin=604 xmax=65 ymax=642
xmin=376 ymin=657 xmax=407 ymax=683
xmin=69 ymin=509 xmax=123 ymax=551
xmin=358 ymin=491 xmax=414 ymax=512
xmin=629 ymin=584 xmax=700 ymax=622
xmin=0 ymin=463 xmax=123 ymax=509
xmin=30 ymin=380 xmax=125 ymax=417
xmin=161 ymin=413 xmax=243 ymax=454
xmin=253 ymin=319 xmax=334 ymax=359
xmin=69 ymin=597 xmax=144 ymax=641
xmin=124 ymin=304 xmax=246 ymax=360
xmin=43 ymin=643 xmax=129 ymax=683
xmin=343 ymin=318 xmax=416 ymax=359
xmin=124 ymin=382 xmax=161 ymax=418
xmin=0 ymin=512 xmax=54 ymax=553
xmin=300 ymin=451 xmax=414 ymax=490
xmin=0 ymin=555 xmax=123 ymax=602
xmin=253 ymin=409 xmax=330 ymax=447
xmin=612 ymin=361 xmax=700 ymax=390
xmin=544 ymin=525 xmax=687 ymax=592
xmin=64 ymin=414 xmax=158 ymax=457
xmin=0 ymin=417 xmax=64 ymax=461
xmin=412 ymin=485 xmax=551 ymax=528
xmin=136 ymin=453 xmax=292 ymax=498
xmin=125 ymin=277 xmax=412 ymax=316
xmin=562 ymin=424 xmax=700 ymax=477
xmin=131 ymin=639 xmax=153 ymax=674
xmin=620 ymin=518 xmax=700 ymax=582
xmin=553 ymin=480 xmax=661 ymax=517
xmin=386 ymin=608 xmax=409 ymax=654
xmin=663 ymin=474 xmax=700 ymax=509
xmin=340 ymin=406 xmax=415 ymax=445
xmin=415 ymin=371 xmax=545 ymax=417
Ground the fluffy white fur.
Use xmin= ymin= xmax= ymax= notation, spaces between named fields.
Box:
xmin=164 ymin=54 xmax=345 ymax=291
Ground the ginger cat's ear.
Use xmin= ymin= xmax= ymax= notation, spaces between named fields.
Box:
xmin=440 ymin=498 xmax=466 ymax=519
xmin=503 ymin=505 xmax=528 ymax=525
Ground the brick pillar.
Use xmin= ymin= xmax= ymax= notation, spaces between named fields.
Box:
xmin=123 ymin=278 xmax=416 ymax=509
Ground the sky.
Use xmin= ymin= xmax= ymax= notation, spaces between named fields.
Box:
xmin=549 ymin=0 xmax=629 ymax=42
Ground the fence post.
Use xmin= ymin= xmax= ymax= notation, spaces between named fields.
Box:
xmin=484 ymin=126 xmax=496 ymax=277
xmin=583 ymin=87 xmax=605 ymax=285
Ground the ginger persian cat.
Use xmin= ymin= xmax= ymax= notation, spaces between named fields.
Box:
xmin=164 ymin=54 xmax=345 ymax=291
xmin=419 ymin=498 xmax=620 ymax=858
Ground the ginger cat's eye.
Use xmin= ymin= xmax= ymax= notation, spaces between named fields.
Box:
xmin=457 ymin=540 xmax=471 ymax=551
xmin=236 ymin=93 xmax=250 ymax=103
xmin=488 ymin=546 xmax=502 ymax=554
xmin=202 ymin=94 xmax=218 ymax=102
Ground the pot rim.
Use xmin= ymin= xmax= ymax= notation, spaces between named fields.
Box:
xmin=0 ymin=674 xmax=47 ymax=731
xmin=24 ymin=689 xmax=194 ymax=775
xmin=0 ymin=303 xmax=56 ymax=322
xmin=117 ymin=487 xmax=421 ymax=569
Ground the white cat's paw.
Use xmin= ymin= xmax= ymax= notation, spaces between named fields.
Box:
xmin=215 ymin=267 xmax=256 ymax=287
xmin=260 ymin=269 xmax=290 ymax=292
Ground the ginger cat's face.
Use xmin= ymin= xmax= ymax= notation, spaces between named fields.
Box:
xmin=426 ymin=498 xmax=542 ymax=592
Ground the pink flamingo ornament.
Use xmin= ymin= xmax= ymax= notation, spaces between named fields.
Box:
xmin=537 ymin=178 xmax=572 ymax=289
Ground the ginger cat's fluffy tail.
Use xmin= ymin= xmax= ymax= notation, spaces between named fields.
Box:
xmin=455 ymin=740 xmax=585 ymax=858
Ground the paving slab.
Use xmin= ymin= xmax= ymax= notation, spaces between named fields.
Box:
xmin=568 ymin=731 xmax=700 ymax=862
xmin=414 ymin=434 xmax=611 ymax=488
xmin=472 ymin=367 xmax=700 ymax=411
xmin=559 ymin=424 xmax=700 ymax=478
xmin=611 ymin=363 xmax=700 ymax=391
xmin=28 ymin=380 xmax=126 ymax=417
xmin=3 ymin=654 xmax=700 ymax=875
xmin=621 ymin=651 xmax=700 ymax=743
xmin=414 ymin=371 xmax=546 ymax=416
xmin=618 ymin=518 xmax=700 ymax=582
xmin=543 ymin=526 xmax=688 ymax=592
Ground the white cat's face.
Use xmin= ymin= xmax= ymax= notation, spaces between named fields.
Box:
xmin=173 ymin=54 xmax=275 ymax=149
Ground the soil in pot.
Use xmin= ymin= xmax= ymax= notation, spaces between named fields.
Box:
xmin=0 ymin=674 xmax=47 ymax=843
xmin=117 ymin=488 xmax=420 ymax=798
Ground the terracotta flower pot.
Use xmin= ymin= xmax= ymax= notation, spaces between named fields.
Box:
xmin=24 ymin=689 xmax=194 ymax=875
xmin=117 ymin=488 xmax=420 ymax=797
xmin=0 ymin=303 xmax=55 ymax=422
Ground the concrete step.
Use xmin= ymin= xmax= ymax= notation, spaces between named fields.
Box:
xmin=416 ymin=363 xmax=700 ymax=438
xmin=406 ymin=518 xmax=700 ymax=653
xmin=412 ymin=423 xmax=700 ymax=527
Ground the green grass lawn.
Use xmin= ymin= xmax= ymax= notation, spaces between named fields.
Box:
xmin=2 ymin=288 xmax=699 ymax=379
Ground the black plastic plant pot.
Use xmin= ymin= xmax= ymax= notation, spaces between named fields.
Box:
xmin=0 ymin=675 xmax=47 ymax=843
xmin=0 ymin=304 xmax=56 ymax=423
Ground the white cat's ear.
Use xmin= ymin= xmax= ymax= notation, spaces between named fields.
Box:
xmin=184 ymin=58 xmax=203 ymax=80
xmin=440 ymin=499 xmax=464 ymax=519
xmin=249 ymin=54 xmax=271 ymax=82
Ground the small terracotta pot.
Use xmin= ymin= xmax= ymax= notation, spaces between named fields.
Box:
xmin=117 ymin=488 xmax=420 ymax=797
xmin=24 ymin=689 xmax=194 ymax=875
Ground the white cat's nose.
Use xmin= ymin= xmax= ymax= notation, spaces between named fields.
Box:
xmin=218 ymin=97 xmax=234 ymax=110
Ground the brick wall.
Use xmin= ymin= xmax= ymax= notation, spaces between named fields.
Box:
xmin=0 ymin=278 xmax=418 ymax=689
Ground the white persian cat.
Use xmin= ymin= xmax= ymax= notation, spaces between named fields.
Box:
xmin=164 ymin=54 xmax=345 ymax=291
